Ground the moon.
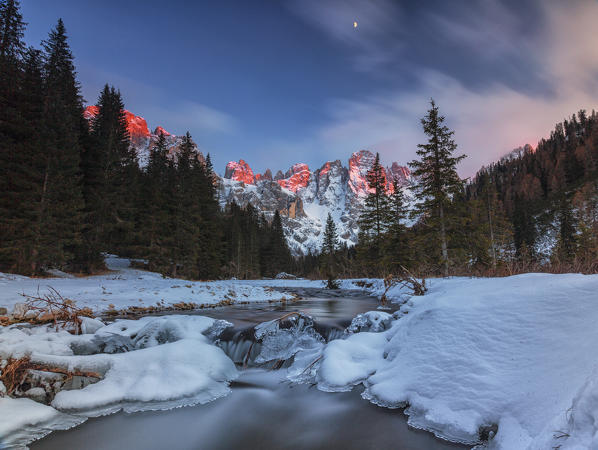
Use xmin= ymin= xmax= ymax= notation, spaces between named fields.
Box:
xmin=353 ymin=21 xmax=358 ymax=28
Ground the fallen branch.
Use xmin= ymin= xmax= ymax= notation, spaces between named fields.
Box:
xmin=1 ymin=356 xmax=102 ymax=397
xmin=1 ymin=357 xmax=31 ymax=396
xmin=381 ymin=266 xmax=427 ymax=303
xmin=18 ymin=287 xmax=93 ymax=334
xmin=27 ymin=364 xmax=101 ymax=380
xmin=300 ymin=354 xmax=323 ymax=375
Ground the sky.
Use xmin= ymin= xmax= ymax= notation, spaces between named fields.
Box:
xmin=21 ymin=0 xmax=598 ymax=177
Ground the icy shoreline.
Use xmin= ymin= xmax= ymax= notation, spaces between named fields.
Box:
xmin=312 ymin=273 xmax=598 ymax=449
xmin=0 ymin=315 xmax=239 ymax=448
xmin=0 ymin=256 xmax=303 ymax=317
xmin=2 ymin=262 xmax=598 ymax=449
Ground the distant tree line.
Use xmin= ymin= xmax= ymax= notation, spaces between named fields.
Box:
xmin=466 ymin=110 xmax=598 ymax=273
xmin=2 ymin=1 xmax=596 ymax=281
xmin=320 ymin=102 xmax=598 ymax=278
xmin=0 ymin=1 xmax=293 ymax=279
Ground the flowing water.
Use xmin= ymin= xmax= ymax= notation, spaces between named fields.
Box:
xmin=32 ymin=289 xmax=467 ymax=450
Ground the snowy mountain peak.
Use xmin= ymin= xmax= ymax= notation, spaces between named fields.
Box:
xmin=499 ymin=143 xmax=535 ymax=163
xmin=123 ymin=110 xmax=151 ymax=141
xmin=84 ymin=105 xmax=151 ymax=145
xmin=83 ymin=104 xmax=411 ymax=255
xmin=277 ymin=163 xmax=311 ymax=192
xmin=83 ymin=105 xmax=202 ymax=168
xmin=154 ymin=126 xmax=172 ymax=136
xmin=219 ymin=151 xmax=412 ymax=254
xmin=224 ymin=159 xmax=255 ymax=184
xmin=348 ymin=150 xmax=378 ymax=197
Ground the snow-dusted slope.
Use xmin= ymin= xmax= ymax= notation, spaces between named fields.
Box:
xmin=219 ymin=150 xmax=412 ymax=254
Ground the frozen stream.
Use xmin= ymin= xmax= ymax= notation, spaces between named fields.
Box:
xmin=31 ymin=289 xmax=466 ymax=450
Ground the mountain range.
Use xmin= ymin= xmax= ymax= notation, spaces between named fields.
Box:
xmin=82 ymin=106 xmax=415 ymax=254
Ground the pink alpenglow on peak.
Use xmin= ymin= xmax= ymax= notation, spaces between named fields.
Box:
xmin=348 ymin=150 xmax=410 ymax=195
xmin=224 ymin=160 xmax=255 ymax=184
xmin=83 ymin=105 xmax=99 ymax=120
xmin=123 ymin=111 xmax=150 ymax=140
xmin=154 ymin=126 xmax=172 ymax=137
xmin=348 ymin=150 xmax=380 ymax=196
xmin=386 ymin=162 xmax=411 ymax=191
xmin=277 ymin=163 xmax=310 ymax=192
xmin=84 ymin=105 xmax=150 ymax=142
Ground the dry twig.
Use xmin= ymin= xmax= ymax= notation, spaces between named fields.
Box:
xmin=18 ymin=287 xmax=93 ymax=334
xmin=381 ymin=266 xmax=427 ymax=303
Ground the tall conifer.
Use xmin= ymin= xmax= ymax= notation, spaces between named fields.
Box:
xmin=322 ymin=213 xmax=339 ymax=288
xmin=0 ymin=0 xmax=27 ymax=272
xmin=34 ymin=18 xmax=85 ymax=271
xmin=409 ymin=100 xmax=465 ymax=276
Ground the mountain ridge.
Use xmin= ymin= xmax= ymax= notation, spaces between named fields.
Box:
xmin=83 ymin=105 xmax=413 ymax=254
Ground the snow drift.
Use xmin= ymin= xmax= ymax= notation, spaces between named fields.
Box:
xmin=312 ymin=273 xmax=598 ymax=449
xmin=0 ymin=315 xmax=238 ymax=448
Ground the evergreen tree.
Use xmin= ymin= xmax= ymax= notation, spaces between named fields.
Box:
xmin=269 ymin=210 xmax=291 ymax=275
xmin=409 ymin=100 xmax=466 ymax=276
xmin=170 ymin=132 xmax=200 ymax=277
xmin=384 ymin=178 xmax=411 ymax=271
xmin=0 ymin=47 xmax=46 ymax=274
xmin=34 ymin=18 xmax=85 ymax=272
xmin=0 ymin=0 xmax=25 ymax=60
xmin=80 ymin=85 xmax=133 ymax=269
xmin=139 ymin=131 xmax=170 ymax=272
xmin=359 ymin=152 xmax=393 ymax=241
xmin=0 ymin=0 xmax=28 ymax=272
xmin=357 ymin=152 xmax=393 ymax=273
xmin=195 ymin=152 xmax=223 ymax=279
xmin=322 ymin=213 xmax=340 ymax=288
xmin=552 ymin=195 xmax=577 ymax=264
xmin=512 ymin=196 xmax=536 ymax=260
xmin=480 ymin=176 xmax=514 ymax=269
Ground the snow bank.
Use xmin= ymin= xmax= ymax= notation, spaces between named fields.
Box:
xmin=0 ymin=256 xmax=296 ymax=314
xmin=0 ymin=315 xmax=238 ymax=446
xmin=50 ymin=337 xmax=237 ymax=415
xmin=314 ymin=273 xmax=598 ymax=449
xmin=0 ymin=397 xmax=84 ymax=448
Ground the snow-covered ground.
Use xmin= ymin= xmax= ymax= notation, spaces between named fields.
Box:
xmin=0 ymin=256 xmax=304 ymax=316
xmin=0 ymin=315 xmax=238 ymax=447
xmin=307 ymin=273 xmax=598 ymax=449
xmin=2 ymin=267 xmax=598 ymax=449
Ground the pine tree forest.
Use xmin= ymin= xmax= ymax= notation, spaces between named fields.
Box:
xmin=2 ymin=2 xmax=597 ymax=281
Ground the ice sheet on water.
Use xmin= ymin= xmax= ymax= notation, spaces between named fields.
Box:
xmin=0 ymin=314 xmax=239 ymax=445
xmin=254 ymin=314 xmax=324 ymax=364
xmin=0 ymin=397 xmax=85 ymax=448
xmin=202 ymin=319 xmax=234 ymax=342
xmin=346 ymin=311 xmax=393 ymax=334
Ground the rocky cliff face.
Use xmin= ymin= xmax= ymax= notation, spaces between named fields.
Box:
xmin=84 ymin=106 xmax=411 ymax=255
xmin=83 ymin=106 xmax=203 ymax=167
xmin=219 ymin=149 xmax=411 ymax=255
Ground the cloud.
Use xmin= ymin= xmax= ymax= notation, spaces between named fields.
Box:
xmin=288 ymin=0 xmax=598 ymax=176
xmin=287 ymin=0 xmax=404 ymax=71
xmin=148 ymin=101 xmax=237 ymax=135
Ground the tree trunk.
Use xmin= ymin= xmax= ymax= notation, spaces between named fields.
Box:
xmin=31 ymin=161 xmax=50 ymax=275
xmin=439 ymin=203 xmax=449 ymax=277
xmin=487 ymin=193 xmax=497 ymax=269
